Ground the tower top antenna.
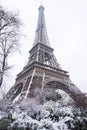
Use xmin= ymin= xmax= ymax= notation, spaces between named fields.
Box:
xmin=40 ymin=0 xmax=42 ymax=5
xmin=40 ymin=0 xmax=43 ymax=6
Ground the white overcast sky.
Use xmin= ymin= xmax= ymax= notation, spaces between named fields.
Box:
xmin=0 ymin=0 xmax=87 ymax=93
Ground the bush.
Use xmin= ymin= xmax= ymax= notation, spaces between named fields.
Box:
xmin=0 ymin=117 xmax=11 ymax=130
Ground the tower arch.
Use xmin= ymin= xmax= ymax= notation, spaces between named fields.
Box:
xmin=43 ymin=80 xmax=87 ymax=107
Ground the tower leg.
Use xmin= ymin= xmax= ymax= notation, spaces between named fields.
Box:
xmin=42 ymin=72 xmax=45 ymax=91
xmin=24 ymin=68 xmax=36 ymax=100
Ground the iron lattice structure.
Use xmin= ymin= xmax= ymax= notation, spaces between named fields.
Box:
xmin=6 ymin=5 xmax=87 ymax=108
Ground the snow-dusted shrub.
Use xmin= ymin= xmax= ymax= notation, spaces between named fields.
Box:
xmin=71 ymin=108 xmax=87 ymax=130
xmin=10 ymin=100 xmax=74 ymax=130
xmin=0 ymin=99 xmax=87 ymax=130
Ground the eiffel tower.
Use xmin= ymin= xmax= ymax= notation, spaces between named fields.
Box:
xmin=6 ymin=5 xmax=87 ymax=107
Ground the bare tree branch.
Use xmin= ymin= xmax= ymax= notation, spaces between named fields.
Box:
xmin=0 ymin=5 xmax=21 ymax=90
